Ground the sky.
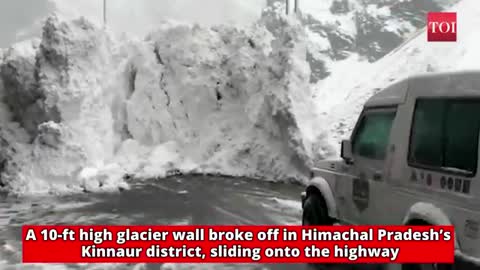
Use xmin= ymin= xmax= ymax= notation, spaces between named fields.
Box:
xmin=0 ymin=0 xmax=339 ymax=48
xmin=0 ymin=0 xmax=268 ymax=48
xmin=0 ymin=0 xmax=53 ymax=47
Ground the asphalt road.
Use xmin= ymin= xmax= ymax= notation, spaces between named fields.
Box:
xmin=0 ymin=176 xmax=473 ymax=270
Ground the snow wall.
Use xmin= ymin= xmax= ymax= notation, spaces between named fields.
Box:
xmin=0 ymin=9 xmax=332 ymax=195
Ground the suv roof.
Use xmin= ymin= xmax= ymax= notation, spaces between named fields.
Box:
xmin=365 ymin=70 xmax=480 ymax=108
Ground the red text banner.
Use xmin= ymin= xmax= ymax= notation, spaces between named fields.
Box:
xmin=22 ymin=225 xmax=455 ymax=264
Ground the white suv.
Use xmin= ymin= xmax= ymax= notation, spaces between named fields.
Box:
xmin=301 ymin=71 xmax=480 ymax=270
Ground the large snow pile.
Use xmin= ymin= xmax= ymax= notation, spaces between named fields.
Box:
xmin=0 ymin=11 xmax=329 ymax=195
xmin=317 ymin=0 xmax=480 ymax=154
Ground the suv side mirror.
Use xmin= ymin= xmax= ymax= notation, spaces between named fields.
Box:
xmin=341 ymin=140 xmax=354 ymax=165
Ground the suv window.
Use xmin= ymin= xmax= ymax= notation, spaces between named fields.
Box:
xmin=409 ymin=99 xmax=480 ymax=176
xmin=352 ymin=109 xmax=397 ymax=160
xmin=408 ymin=100 xmax=445 ymax=167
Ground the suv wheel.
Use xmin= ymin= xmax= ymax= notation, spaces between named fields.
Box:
xmin=302 ymin=193 xmax=331 ymax=225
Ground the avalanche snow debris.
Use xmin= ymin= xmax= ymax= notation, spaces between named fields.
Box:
xmin=0 ymin=0 xmax=464 ymax=195
xmin=0 ymin=9 xmax=326 ymax=194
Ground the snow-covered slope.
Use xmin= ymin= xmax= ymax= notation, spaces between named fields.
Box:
xmin=281 ymin=0 xmax=457 ymax=83
xmin=0 ymin=11 xmax=330 ymax=195
xmin=318 ymin=0 xmax=480 ymax=154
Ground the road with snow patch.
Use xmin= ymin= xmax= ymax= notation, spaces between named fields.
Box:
xmin=0 ymin=176 xmax=473 ymax=270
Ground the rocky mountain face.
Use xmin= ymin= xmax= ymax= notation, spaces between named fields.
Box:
xmin=267 ymin=0 xmax=458 ymax=83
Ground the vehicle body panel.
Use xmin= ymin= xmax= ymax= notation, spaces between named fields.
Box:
xmin=303 ymin=71 xmax=480 ymax=260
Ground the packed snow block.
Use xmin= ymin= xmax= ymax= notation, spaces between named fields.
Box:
xmin=36 ymin=122 xmax=63 ymax=148
xmin=0 ymin=40 xmax=59 ymax=139
xmin=261 ymin=17 xmax=321 ymax=174
xmin=37 ymin=15 xmax=112 ymax=119
xmin=0 ymin=15 xmax=128 ymax=194
xmin=136 ymin=24 xmax=261 ymax=145
xmin=34 ymin=15 xmax=119 ymax=163
xmin=127 ymin=14 xmax=317 ymax=181
xmin=355 ymin=8 xmax=403 ymax=62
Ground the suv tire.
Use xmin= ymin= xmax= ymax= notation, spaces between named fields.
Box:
xmin=302 ymin=193 xmax=332 ymax=226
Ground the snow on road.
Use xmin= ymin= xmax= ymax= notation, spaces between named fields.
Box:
xmin=0 ymin=176 xmax=303 ymax=269
xmin=0 ymin=175 xmax=396 ymax=270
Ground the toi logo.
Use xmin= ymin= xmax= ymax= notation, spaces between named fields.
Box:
xmin=427 ymin=12 xmax=457 ymax=42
